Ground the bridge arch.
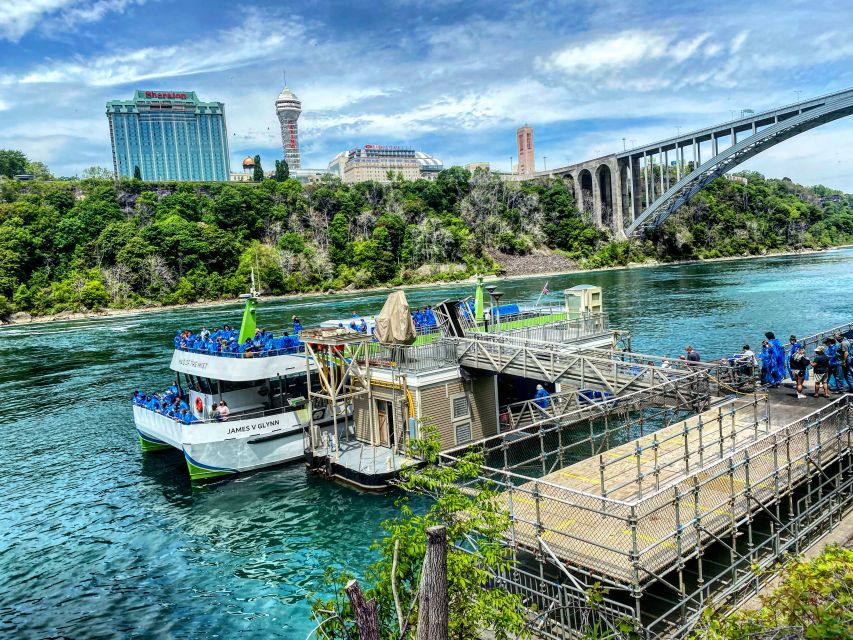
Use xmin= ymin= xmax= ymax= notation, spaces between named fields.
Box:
xmin=562 ymin=173 xmax=576 ymax=201
xmin=595 ymin=164 xmax=613 ymax=229
xmin=578 ymin=169 xmax=593 ymax=218
xmin=626 ymin=93 xmax=853 ymax=235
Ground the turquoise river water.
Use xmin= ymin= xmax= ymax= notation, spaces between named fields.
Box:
xmin=2 ymin=248 xmax=853 ymax=639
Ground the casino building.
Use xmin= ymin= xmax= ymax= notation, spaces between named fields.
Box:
xmin=106 ymin=90 xmax=230 ymax=181
xmin=327 ymin=145 xmax=443 ymax=184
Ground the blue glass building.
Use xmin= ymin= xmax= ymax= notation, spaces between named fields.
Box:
xmin=106 ymin=91 xmax=230 ymax=181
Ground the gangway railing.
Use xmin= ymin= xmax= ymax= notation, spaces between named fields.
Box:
xmin=450 ymin=333 xmax=691 ymax=394
xmin=440 ymin=394 xmax=852 ymax=637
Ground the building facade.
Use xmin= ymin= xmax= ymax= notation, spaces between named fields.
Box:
xmin=516 ymin=125 xmax=534 ymax=175
xmin=275 ymin=85 xmax=302 ymax=170
xmin=328 ymin=145 xmax=443 ymax=183
xmin=106 ymin=90 xmax=230 ymax=181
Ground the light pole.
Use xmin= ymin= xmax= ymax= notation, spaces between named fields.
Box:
xmin=622 ymin=137 xmax=626 ymax=151
xmin=485 ymin=285 xmax=497 ymax=333
xmin=543 ymin=156 xmax=548 ymax=170
xmin=795 ymin=90 xmax=802 ymax=102
xmin=491 ymin=291 xmax=505 ymax=333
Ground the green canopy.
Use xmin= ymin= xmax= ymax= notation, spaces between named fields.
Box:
xmin=474 ymin=275 xmax=484 ymax=321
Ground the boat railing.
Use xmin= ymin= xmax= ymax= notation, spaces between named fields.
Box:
xmin=174 ymin=344 xmax=305 ymax=359
xmin=135 ymin=398 xmax=317 ymax=425
xmin=360 ymin=340 xmax=458 ymax=372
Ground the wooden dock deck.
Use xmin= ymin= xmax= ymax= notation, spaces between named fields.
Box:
xmin=497 ymin=390 xmax=849 ymax=584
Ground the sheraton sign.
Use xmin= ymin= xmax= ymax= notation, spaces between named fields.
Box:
xmin=145 ymin=91 xmax=189 ymax=99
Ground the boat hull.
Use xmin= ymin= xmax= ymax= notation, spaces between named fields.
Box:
xmin=133 ymin=405 xmax=339 ymax=480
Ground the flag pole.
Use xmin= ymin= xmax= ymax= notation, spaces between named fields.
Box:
xmin=535 ymin=281 xmax=548 ymax=308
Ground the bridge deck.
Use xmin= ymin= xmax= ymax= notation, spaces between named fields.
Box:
xmin=496 ymin=389 xmax=848 ymax=584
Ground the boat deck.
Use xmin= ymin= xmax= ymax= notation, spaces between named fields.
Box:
xmin=497 ymin=388 xmax=849 ymax=584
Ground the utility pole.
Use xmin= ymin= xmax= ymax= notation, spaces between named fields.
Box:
xmin=543 ymin=156 xmax=547 ymax=170
xmin=622 ymin=137 xmax=626 ymax=151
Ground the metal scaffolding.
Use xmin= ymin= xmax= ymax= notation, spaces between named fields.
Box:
xmin=442 ymin=393 xmax=853 ymax=638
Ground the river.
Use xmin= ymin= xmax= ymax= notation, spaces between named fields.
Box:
xmin=2 ymin=249 xmax=852 ymax=639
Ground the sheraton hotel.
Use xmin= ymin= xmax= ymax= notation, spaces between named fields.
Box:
xmin=106 ymin=90 xmax=230 ymax=182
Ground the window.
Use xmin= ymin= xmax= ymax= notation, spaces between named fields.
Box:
xmin=454 ymin=422 xmax=472 ymax=445
xmin=452 ymin=395 xmax=470 ymax=420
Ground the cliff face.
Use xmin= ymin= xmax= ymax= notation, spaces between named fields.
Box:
xmin=0 ymin=169 xmax=850 ymax=318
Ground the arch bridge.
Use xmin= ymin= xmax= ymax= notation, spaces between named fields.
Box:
xmin=534 ymin=87 xmax=853 ymax=237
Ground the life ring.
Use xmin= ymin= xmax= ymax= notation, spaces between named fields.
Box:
xmin=195 ymin=397 xmax=203 ymax=412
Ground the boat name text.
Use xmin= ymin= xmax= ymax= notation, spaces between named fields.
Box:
xmin=178 ymin=358 xmax=208 ymax=371
xmin=227 ymin=419 xmax=280 ymax=435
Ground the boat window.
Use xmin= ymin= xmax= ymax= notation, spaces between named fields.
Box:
xmin=218 ymin=379 xmax=265 ymax=393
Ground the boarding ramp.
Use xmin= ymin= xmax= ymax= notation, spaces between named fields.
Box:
xmin=450 ymin=332 xmax=691 ymax=394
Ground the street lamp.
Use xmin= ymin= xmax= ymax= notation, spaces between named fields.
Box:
xmin=543 ymin=156 xmax=548 ymax=170
xmin=491 ymin=291 xmax=505 ymax=333
xmin=485 ymin=285 xmax=497 ymax=332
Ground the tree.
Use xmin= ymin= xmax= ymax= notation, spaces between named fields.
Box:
xmin=311 ymin=428 xmax=528 ymax=640
xmin=25 ymin=161 xmax=52 ymax=180
xmin=274 ymin=159 xmax=289 ymax=181
xmin=252 ymin=155 xmax=264 ymax=182
xmin=0 ymin=149 xmax=28 ymax=178
xmin=82 ymin=166 xmax=115 ymax=180
xmin=133 ymin=165 xmax=142 ymax=180
xmin=328 ymin=211 xmax=352 ymax=267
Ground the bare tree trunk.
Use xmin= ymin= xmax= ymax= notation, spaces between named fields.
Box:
xmin=345 ymin=579 xmax=380 ymax=640
xmin=417 ymin=526 xmax=448 ymax=640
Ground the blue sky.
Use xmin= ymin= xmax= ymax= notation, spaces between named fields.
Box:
xmin=1 ymin=0 xmax=852 ymax=189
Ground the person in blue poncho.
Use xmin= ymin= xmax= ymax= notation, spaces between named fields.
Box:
xmin=758 ymin=340 xmax=773 ymax=385
xmin=764 ymin=332 xmax=786 ymax=387
xmin=534 ymin=384 xmax=551 ymax=409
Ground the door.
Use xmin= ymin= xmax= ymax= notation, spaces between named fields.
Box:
xmin=376 ymin=400 xmax=395 ymax=448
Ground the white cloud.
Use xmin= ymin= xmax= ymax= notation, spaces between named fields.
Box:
xmin=544 ymin=30 xmax=671 ymax=75
xmin=0 ymin=0 xmax=144 ymax=42
xmin=16 ymin=11 xmax=307 ymax=86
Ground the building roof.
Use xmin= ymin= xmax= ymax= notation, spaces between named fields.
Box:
xmin=275 ymin=86 xmax=301 ymax=111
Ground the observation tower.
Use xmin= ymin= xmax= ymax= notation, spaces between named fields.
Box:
xmin=275 ymin=84 xmax=302 ymax=170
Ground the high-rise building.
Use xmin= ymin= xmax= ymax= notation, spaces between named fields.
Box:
xmin=105 ymin=90 xmax=230 ymax=181
xmin=276 ymin=85 xmax=302 ymax=169
xmin=327 ymin=145 xmax=443 ymax=183
xmin=516 ymin=125 xmax=534 ymax=174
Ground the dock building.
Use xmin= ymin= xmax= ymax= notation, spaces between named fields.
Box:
xmin=300 ymin=285 xmax=853 ymax=639
xmin=106 ymin=90 xmax=230 ymax=181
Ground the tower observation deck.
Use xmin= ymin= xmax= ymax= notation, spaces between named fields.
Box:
xmin=276 ymin=85 xmax=302 ymax=169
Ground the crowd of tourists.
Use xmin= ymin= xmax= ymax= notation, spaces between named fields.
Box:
xmin=723 ymin=331 xmax=852 ymax=398
xmin=174 ymin=325 xmax=302 ymax=357
xmin=132 ymin=387 xmax=232 ymax=424
xmin=133 ymin=386 xmax=199 ymax=424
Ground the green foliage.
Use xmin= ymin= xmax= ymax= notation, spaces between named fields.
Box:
xmin=0 ymin=168 xmax=850 ymax=317
xmin=252 ymin=154 xmax=264 ymax=182
xmin=25 ymin=161 xmax=53 ymax=180
xmin=690 ymin=544 xmax=853 ymax=639
xmin=0 ymin=149 xmax=28 ymax=178
xmin=79 ymin=280 xmax=109 ymax=309
xmin=274 ymin=159 xmax=289 ymax=181
xmin=311 ymin=427 xmax=528 ymax=640
xmin=133 ymin=165 xmax=142 ymax=180
xmin=82 ymin=166 xmax=114 ymax=180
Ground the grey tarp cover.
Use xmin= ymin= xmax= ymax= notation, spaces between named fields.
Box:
xmin=374 ymin=290 xmax=417 ymax=345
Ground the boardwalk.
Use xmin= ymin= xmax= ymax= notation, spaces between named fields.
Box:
xmin=497 ymin=390 xmax=850 ymax=584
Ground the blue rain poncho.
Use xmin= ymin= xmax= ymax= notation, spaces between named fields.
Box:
xmin=535 ymin=387 xmax=551 ymax=409
xmin=766 ymin=338 xmax=786 ymax=385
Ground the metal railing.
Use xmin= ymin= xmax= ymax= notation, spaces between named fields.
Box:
xmin=441 ymin=396 xmax=851 ymax=635
xmin=358 ymin=340 xmax=458 ymax=372
xmin=175 ymin=343 xmax=304 ymax=358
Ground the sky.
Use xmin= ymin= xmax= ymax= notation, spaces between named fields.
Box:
xmin=0 ymin=0 xmax=852 ymax=189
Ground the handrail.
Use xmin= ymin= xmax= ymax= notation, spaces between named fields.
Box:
xmin=175 ymin=344 xmax=305 ymax=359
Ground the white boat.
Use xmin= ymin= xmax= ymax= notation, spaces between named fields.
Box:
xmin=133 ymin=292 xmax=343 ymax=481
